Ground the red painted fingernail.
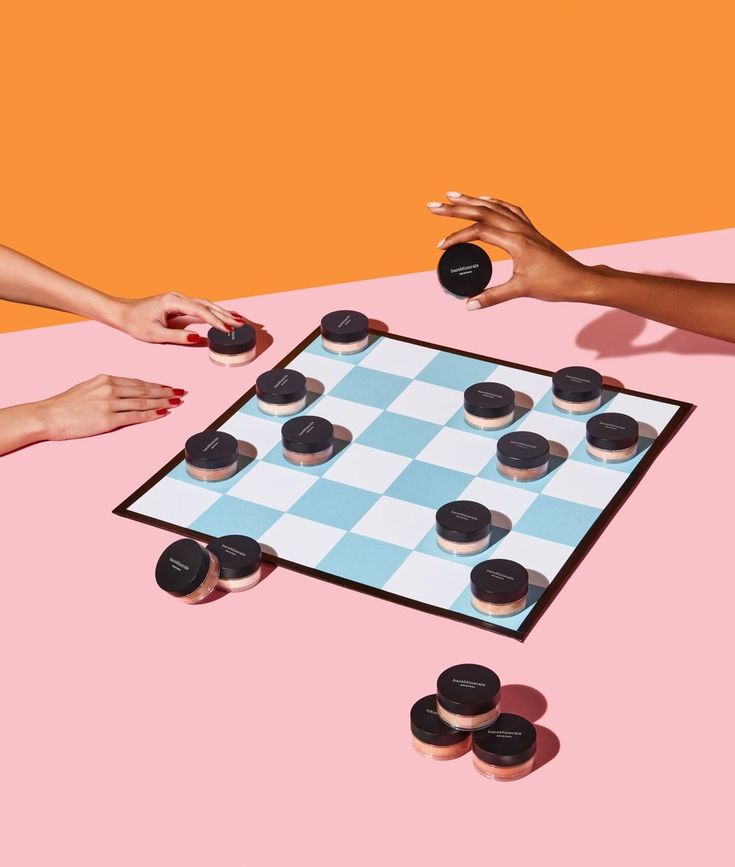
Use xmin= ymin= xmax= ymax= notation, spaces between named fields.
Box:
xmin=232 ymin=313 xmax=245 ymax=320
xmin=172 ymin=388 xmax=186 ymax=396
xmin=161 ymin=385 xmax=172 ymax=388
xmin=226 ymin=324 xmax=234 ymax=332
xmin=156 ymin=409 xmax=169 ymax=416
xmin=187 ymin=333 xmax=202 ymax=343
xmin=168 ymin=398 xmax=182 ymax=406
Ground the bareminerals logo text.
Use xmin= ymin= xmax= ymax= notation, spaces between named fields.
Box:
xmin=298 ymin=421 xmax=316 ymax=437
xmin=223 ymin=545 xmax=247 ymax=558
xmin=337 ymin=315 xmax=352 ymax=329
xmin=168 ymin=558 xmax=190 ymax=572
xmin=486 ymin=569 xmax=514 ymax=582
xmin=491 ymin=729 xmax=522 ymax=738
xmin=450 ymin=264 xmax=479 ymax=276
xmin=450 ymin=510 xmax=478 ymax=523
xmin=202 ymin=437 xmax=220 ymax=452
xmin=453 ymin=678 xmax=486 ymax=689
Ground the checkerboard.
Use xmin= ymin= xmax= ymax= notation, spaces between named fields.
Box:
xmin=115 ymin=328 xmax=690 ymax=640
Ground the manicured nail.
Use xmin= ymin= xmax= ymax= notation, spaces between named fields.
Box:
xmin=172 ymin=388 xmax=186 ymax=396
xmin=436 ymin=237 xmax=446 ymax=249
xmin=427 ymin=201 xmax=443 ymax=209
xmin=446 ymin=191 xmax=462 ymax=199
xmin=156 ymin=408 xmax=169 ymax=416
xmin=231 ymin=311 xmax=245 ymax=320
xmin=187 ymin=333 xmax=201 ymax=343
xmin=168 ymin=398 xmax=182 ymax=406
xmin=466 ymin=300 xmax=481 ymax=311
xmin=161 ymin=384 xmax=172 ymax=388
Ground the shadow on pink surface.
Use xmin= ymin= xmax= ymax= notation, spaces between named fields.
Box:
xmin=534 ymin=726 xmax=561 ymax=772
xmin=499 ymin=685 xmax=560 ymax=774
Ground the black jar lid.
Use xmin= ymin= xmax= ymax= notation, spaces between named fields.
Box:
xmin=435 ymin=500 xmax=492 ymax=543
xmin=281 ymin=415 xmax=334 ymax=454
xmin=207 ymin=324 xmax=256 ymax=355
xmin=256 ymin=368 xmax=307 ymax=405
xmin=437 ymin=663 xmax=501 ymax=716
xmin=184 ymin=430 xmax=239 ymax=469
xmin=437 ymin=243 xmax=493 ymax=299
xmin=496 ymin=432 xmax=550 ymax=469
xmin=552 ymin=366 xmax=603 ymax=402
xmin=586 ymin=412 xmax=639 ymax=450
xmin=206 ymin=534 xmax=261 ymax=579
xmin=155 ymin=538 xmax=212 ymax=597
xmin=464 ymin=382 xmax=515 ymax=419
xmin=411 ymin=695 xmax=470 ymax=746
xmin=471 ymin=558 xmax=529 ymax=604
xmin=472 ymin=713 xmax=537 ymax=767
xmin=320 ymin=310 xmax=369 ymax=344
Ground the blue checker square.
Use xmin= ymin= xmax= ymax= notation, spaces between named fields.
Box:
xmin=385 ymin=461 xmax=473 ymax=509
xmin=190 ymin=494 xmax=282 ymax=539
xmin=416 ymin=352 xmax=497 ymax=389
xmin=168 ymin=457 xmax=255 ymax=494
xmin=329 ymin=366 xmax=412 ymax=409
xmin=317 ymin=532 xmax=411 ymax=589
xmin=289 ymin=479 xmax=379 ymax=531
xmin=569 ymin=436 xmax=654 ymax=473
xmin=302 ymin=332 xmax=382 ymax=364
xmin=514 ymin=495 xmax=602 ymax=547
xmin=357 ymin=411 xmax=442 ymax=458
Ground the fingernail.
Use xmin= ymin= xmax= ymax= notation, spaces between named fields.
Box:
xmin=427 ymin=201 xmax=443 ymax=209
xmin=156 ymin=409 xmax=169 ymax=416
xmin=231 ymin=312 xmax=245 ymax=320
xmin=479 ymin=195 xmax=493 ymax=201
xmin=187 ymin=333 xmax=201 ymax=343
xmin=446 ymin=191 xmax=461 ymax=199
xmin=161 ymin=385 xmax=172 ymax=388
xmin=466 ymin=300 xmax=481 ymax=311
xmin=168 ymin=398 xmax=182 ymax=406
xmin=436 ymin=237 xmax=446 ymax=249
xmin=172 ymin=388 xmax=186 ymax=396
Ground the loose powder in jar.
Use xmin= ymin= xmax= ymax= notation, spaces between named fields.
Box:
xmin=472 ymin=713 xmax=537 ymax=781
xmin=437 ymin=243 xmax=493 ymax=299
xmin=552 ymin=366 xmax=603 ymax=414
xmin=410 ymin=694 xmax=472 ymax=761
xmin=435 ymin=500 xmax=492 ymax=556
xmin=206 ymin=534 xmax=262 ymax=592
xmin=496 ymin=432 xmax=550 ymax=482
xmin=155 ymin=538 xmax=220 ymax=604
xmin=464 ymin=382 xmax=515 ymax=430
xmin=470 ymin=558 xmax=529 ymax=617
xmin=586 ymin=412 xmax=639 ymax=462
xmin=436 ymin=663 xmax=502 ymax=731
xmin=207 ymin=324 xmax=256 ymax=367
xmin=255 ymin=368 xmax=308 ymax=416
xmin=320 ymin=310 xmax=370 ymax=355
xmin=281 ymin=415 xmax=334 ymax=466
xmin=184 ymin=430 xmax=239 ymax=482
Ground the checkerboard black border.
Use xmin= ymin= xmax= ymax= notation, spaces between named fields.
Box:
xmin=113 ymin=326 xmax=693 ymax=641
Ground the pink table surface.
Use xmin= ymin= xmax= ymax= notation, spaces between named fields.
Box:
xmin=1 ymin=229 xmax=732 ymax=865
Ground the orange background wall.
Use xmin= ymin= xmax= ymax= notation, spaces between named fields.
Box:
xmin=1 ymin=1 xmax=733 ymax=333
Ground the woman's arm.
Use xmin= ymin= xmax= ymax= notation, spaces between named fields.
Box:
xmin=0 ymin=244 xmax=246 ymax=344
xmin=428 ymin=192 xmax=735 ymax=343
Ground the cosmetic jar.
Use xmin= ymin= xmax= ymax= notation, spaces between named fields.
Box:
xmin=320 ymin=310 xmax=370 ymax=355
xmin=281 ymin=415 xmax=334 ymax=466
xmin=464 ymin=382 xmax=515 ymax=430
xmin=255 ymin=368 xmax=308 ymax=416
xmin=207 ymin=324 xmax=256 ymax=367
xmin=206 ymin=534 xmax=262 ymax=592
xmin=472 ymin=713 xmax=537 ymax=781
xmin=496 ymin=432 xmax=550 ymax=482
xmin=184 ymin=430 xmax=239 ymax=482
xmin=155 ymin=538 xmax=220 ymax=604
xmin=437 ymin=243 xmax=493 ymax=299
xmin=586 ymin=412 xmax=639 ymax=462
xmin=470 ymin=558 xmax=529 ymax=617
xmin=435 ymin=500 xmax=492 ymax=556
xmin=552 ymin=366 xmax=603 ymax=414
xmin=436 ymin=664 xmax=501 ymax=731
xmin=410 ymin=694 xmax=472 ymax=760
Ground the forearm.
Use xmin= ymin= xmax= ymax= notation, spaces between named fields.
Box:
xmin=0 ymin=244 xmax=122 ymax=325
xmin=0 ymin=402 xmax=51 ymax=455
xmin=587 ymin=264 xmax=735 ymax=342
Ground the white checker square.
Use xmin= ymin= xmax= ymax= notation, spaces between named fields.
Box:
xmin=604 ymin=393 xmax=678 ymax=438
xmin=220 ymin=414 xmax=282 ymax=458
xmin=359 ymin=339 xmax=438 ymax=378
xmin=131 ymin=477 xmax=220 ymax=526
xmin=416 ymin=427 xmax=497 ymax=475
xmin=293 ymin=352 xmax=353 ymax=393
xmin=352 ymin=496 xmax=436 ymax=548
xmin=382 ymin=551 xmax=468 ymax=608
xmin=489 ymin=365 xmax=552 ymax=403
xmin=323 ymin=443 xmax=411 ymax=494
xmin=308 ymin=395 xmax=381 ymax=439
xmin=516 ymin=409 xmax=586 ymax=455
xmin=260 ymin=514 xmax=345 ymax=567
xmin=227 ymin=461 xmax=317 ymax=511
xmin=459 ymin=477 xmax=538 ymax=525
xmin=491 ymin=532 xmax=574 ymax=583
xmin=387 ymin=380 xmax=463 ymax=425
xmin=542 ymin=459 xmax=626 ymax=508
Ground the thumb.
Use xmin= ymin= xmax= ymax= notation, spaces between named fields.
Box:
xmin=466 ymin=276 xmax=526 ymax=310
